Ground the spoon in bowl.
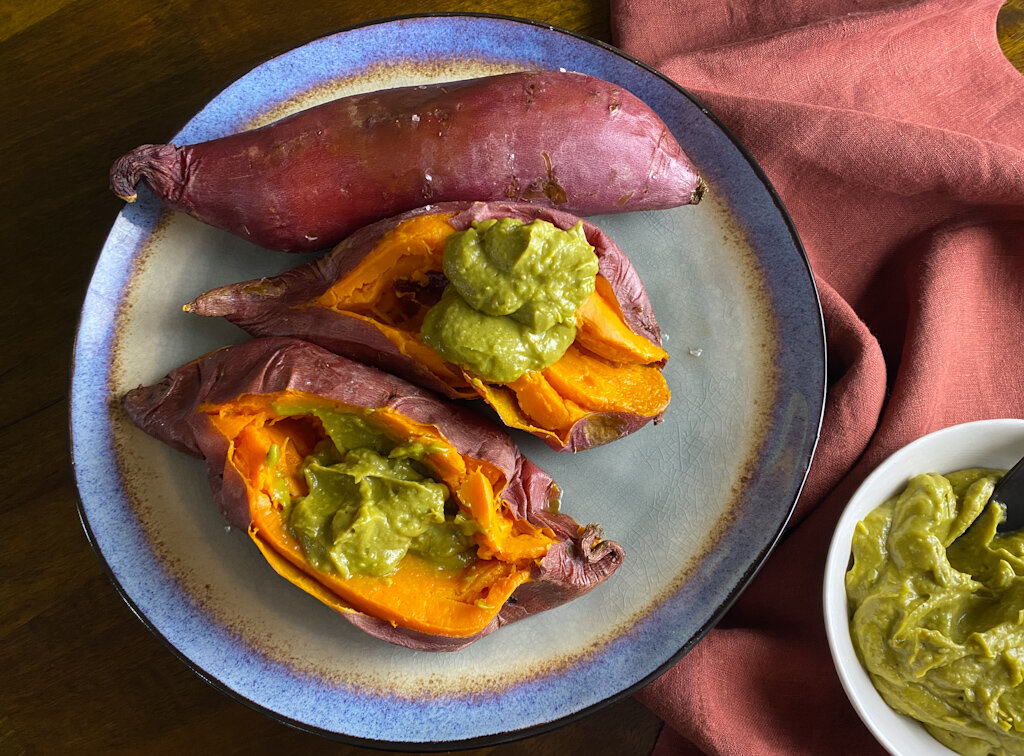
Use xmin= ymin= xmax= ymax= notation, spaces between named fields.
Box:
xmin=994 ymin=455 xmax=1024 ymax=533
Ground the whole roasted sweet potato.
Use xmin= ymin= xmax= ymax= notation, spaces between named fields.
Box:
xmin=186 ymin=201 xmax=671 ymax=452
xmin=110 ymin=70 xmax=704 ymax=252
xmin=123 ymin=337 xmax=624 ymax=651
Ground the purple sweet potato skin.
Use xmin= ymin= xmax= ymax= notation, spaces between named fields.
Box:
xmin=122 ymin=336 xmax=624 ymax=651
xmin=186 ymin=201 xmax=666 ymax=451
xmin=110 ymin=71 xmax=703 ymax=252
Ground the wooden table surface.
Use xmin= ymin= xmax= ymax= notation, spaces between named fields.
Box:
xmin=3 ymin=2 xmax=1021 ymax=754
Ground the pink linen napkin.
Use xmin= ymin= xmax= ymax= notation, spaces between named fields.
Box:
xmin=612 ymin=0 xmax=1024 ymax=752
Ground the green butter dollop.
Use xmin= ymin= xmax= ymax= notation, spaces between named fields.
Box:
xmin=275 ymin=406 xmax=478 ymax=579
xmin=421 ymin=217 xmax=599 ymax=383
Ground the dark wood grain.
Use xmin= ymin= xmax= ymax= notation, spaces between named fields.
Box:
xmin=1 ymin=1 xmax=1020 ymax=754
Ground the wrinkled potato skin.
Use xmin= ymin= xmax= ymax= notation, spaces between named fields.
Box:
xmin=122 ymin=337 xmax=624 ymax=651
xmin=111 ymin=71 xmax=703 ymax=252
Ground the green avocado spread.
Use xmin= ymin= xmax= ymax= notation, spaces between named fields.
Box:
xmin=847 ymin=468 xmax=1024 ymax=756
xmin=269 ymin=404 xmax=478 ymax=579
xmin=420 ymin=217 xmax=599 ymax=383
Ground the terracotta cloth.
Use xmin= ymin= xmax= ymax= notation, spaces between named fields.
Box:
xmin=611 ymin=0 xmax=1024 ymax=752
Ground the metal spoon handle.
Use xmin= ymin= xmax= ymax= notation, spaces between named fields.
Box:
xmin=993 ymin=456 xmax=1024 ymax=533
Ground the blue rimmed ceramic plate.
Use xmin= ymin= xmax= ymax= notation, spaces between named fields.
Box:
xmin=71 ymin=13 xmax=824 ymax=749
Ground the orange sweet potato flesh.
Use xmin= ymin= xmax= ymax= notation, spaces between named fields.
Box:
xmin=544 ymin=345 xmax=672 ymax=418
xmin=205 ymin=392 xmax=554 ymax=638
xmin=312 ymin=214 xmax=454 ymax=330
xmin=575 ymin=276 xmax=670 ymax=365
xmin=311 ymin=213 xmax=469 ymax=391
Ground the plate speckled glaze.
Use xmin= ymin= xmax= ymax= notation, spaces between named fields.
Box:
xmin=71 ymin=14 xmax=825 ymax=749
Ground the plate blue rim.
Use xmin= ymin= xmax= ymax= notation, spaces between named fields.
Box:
xmin=70 ymin=12 xmax=826 ymax=750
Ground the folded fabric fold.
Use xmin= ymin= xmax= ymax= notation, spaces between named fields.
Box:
xmin=613 ymin=0 xmax=1024 ymax=752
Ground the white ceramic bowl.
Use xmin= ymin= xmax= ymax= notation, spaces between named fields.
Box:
xmin=823 ymin=418 xmax=1024 ymax=756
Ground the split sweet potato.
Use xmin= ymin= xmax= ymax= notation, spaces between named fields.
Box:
xmin=110 ymin=70 xmax=704 ymax=252
xmin=186 ymin=201 xmax=671 ymax=452
xmin=123 ymin=337 xmax=624 ymax=651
